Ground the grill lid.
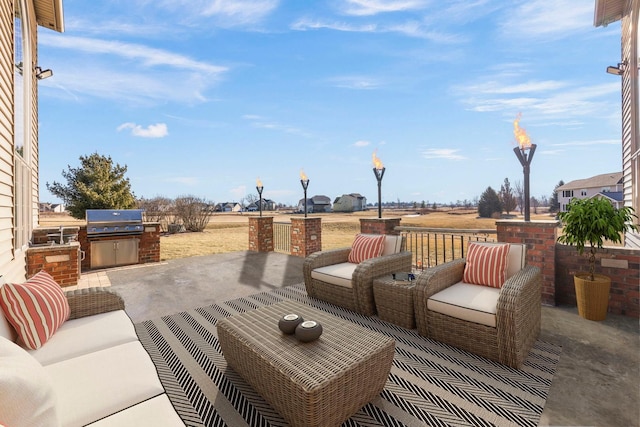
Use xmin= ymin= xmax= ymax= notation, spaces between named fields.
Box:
xmin=86 ymin=209 xmax=144 ymax=236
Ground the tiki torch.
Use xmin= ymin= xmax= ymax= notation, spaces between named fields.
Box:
xmin=300 ymin=169 xmax=309 ymax=218
xmin=512 ymin=115 xmax=536 ymax=221
xmin=256 ymin=178 xmax=263 ymax=217
xmin=372 ymin=151 xmax=385 ymax=219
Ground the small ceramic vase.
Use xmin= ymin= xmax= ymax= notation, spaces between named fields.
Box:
xmin=278 ymin=314 xmax=304 ymax=334
xmin=295 ymin=320 xmax=323 ymax=342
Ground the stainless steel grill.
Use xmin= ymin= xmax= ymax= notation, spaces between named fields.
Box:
xmin=86 ymin=209 xmax=144 ymax=237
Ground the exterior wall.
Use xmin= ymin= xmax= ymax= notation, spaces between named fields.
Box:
xmin=555 ymin=244 xmax=640 ymax=318
xmin=622 ymin=0 xmax=640 ymax=247
xmin=496 ymin=220 xmax=559 ymax=306
xmin=0 ymin=0 xmax=40 ymax=284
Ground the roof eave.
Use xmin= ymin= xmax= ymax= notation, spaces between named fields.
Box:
xmin=594 ymin=0 xmax=624 ymax=27
xmin=35 ymin=0 xmax=65 ymax=33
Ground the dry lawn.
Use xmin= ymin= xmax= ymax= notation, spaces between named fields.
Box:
xmin=40 ymin=209 xmax=555 ymax=261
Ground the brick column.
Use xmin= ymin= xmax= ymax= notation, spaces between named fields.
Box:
xmin=139 ymin=223 xmax=161 ymax=264
xmin=496 ymin=220 xmax=559 ymax=306
xmin=26 ymin=242 xmax=81 ymax=287
xmin=359 ymin=218 xmax=401 ymax=235
xmin=290 ymin=217 xmax=322 ymax=257
xmin=249 ymin=216 xmax=274 ymax=252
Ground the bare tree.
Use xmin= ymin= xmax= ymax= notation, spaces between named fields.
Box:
xmin=138 ymin=196 xmax=173 ymax=232
xmin=514 ymin=180 xmax=524 ymax=214
xmin=531 ymin=196 xmax=540 ymax=214
xmin=499 ymin=178 xmax=517 ymax=214
xmin=174 ymin=195 xmax=214 ymax=232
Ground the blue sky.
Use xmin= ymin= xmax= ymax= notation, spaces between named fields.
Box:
xmin=38 ymin=0 xmax=622 ymax=207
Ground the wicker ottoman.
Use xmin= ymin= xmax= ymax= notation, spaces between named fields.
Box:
xmin=217 ymin=300 xmax=395 ymax=427
xmin=373 ymin=275 xmax=416 ymax=329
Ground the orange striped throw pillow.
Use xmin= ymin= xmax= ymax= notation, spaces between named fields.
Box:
xmin=0 ymin=270 xmax=70 ymax=349
xmin=348 ymin=234 xmax=386 ymax=264
xmin=462 ymin=243 xmax=510 ymax=288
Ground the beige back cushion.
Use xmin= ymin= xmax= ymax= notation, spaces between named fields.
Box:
xmin=359 ymin=234 xmax=404 ymax=256
xmin=471 ymin=242 xmax=526 ymax=279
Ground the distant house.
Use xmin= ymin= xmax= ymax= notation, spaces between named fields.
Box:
xmin=333 ymin=193 xmax=367 ymax=212
xmin=556 ymin=172 xmax=624 ymax=212
xmin=246 ymin=199 xmax=276 ymax=212
xmin=215 ymin=202 xmax=243 ymax=212
xmin=297 ymin=195 xmax=331 ymax=213
xmin=39 ymin=203 xmax=65 ymax=213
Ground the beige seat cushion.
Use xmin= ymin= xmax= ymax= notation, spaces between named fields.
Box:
xmin=45 ymin=341 xmax=165 ymax=427
xmin=87 ymin=395 xmax=184 ymax=426
xmin=427 ymin=282 xmax=501 ymax=327
xmin=311 ymin=262 xmax=358 ymax=288
xmin=26 ymin=310 xmax=139 ymax=366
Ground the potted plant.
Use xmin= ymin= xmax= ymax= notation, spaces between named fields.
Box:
xmin=557 ymin=197 xmax=638 ymax=320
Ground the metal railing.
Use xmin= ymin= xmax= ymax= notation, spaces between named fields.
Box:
xmin=397 ymin=226 xmax=497 ymax=271
xmin=273 ymin=222 xmax=291 ymax=254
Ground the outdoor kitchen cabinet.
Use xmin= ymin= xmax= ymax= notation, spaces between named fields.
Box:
xmin=90 ymin=239 xmax=139 ymax=269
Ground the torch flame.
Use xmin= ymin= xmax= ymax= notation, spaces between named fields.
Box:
xmin=256 ymin=178 xmax=262 ymax=187
xmin=300 ymin=169 xmax=308 ymax=181
xmin=513 ymin=113 xmax=532 ymax=150
xmin=372 ymin=150 xmax=384 ymax=170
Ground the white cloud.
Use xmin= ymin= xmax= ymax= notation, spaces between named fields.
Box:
xmin=354 ymin=140 xmax=371 ymax=147
xmin=291 ymin=18 xmax=463 ymax=42
xmin=329 ymin=75 xmax=382 ymax=90
xmin=40 ymin=34 xmax=227 ymax=75
xmin=339 ymin=0 xmax=428 ymax=16
xmin=500 ymin=0 xmax=593 ymax=39
xmin=422 ymin=148 xmax=467 ymax=160
xmin=551 ymin=139 xmax=619 ymax=147
xmin=157 ymin=0 xmax=279 ymax=27
xmin=118 ymin=123 xmax=169 ymax=138
xmin=242 ymin=115 xmax=311 ymax=137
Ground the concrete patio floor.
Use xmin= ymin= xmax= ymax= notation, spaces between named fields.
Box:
xmin=79 ymin=251 xmax=640 ymax=427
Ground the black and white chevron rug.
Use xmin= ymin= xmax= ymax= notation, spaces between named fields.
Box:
xmin=135 ymin=283 xmax=561 ymax=427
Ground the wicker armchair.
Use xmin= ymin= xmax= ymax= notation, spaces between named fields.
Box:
xmin=413 ymin=243 xmax=541 ymax=369
xmin=303 ymin=235 xmax=412 ymax=316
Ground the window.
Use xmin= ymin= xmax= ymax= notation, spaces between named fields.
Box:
xmin=13 ymin=0 xmax=32 ymax=250
xmin=580 ymin=189 xmax=587 ymax=196
xmin=562 ymin=190 xmax=573 ymax=198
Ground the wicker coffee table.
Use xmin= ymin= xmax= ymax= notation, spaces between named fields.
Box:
xmin=373 ymin=275 xmax=416 ymax=329
xmin=217 ymin=300 xmax=395 ymax=427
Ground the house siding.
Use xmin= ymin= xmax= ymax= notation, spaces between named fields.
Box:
xmin=621 ymin=0 xmax=640 ymax=247
xmin=0 ymin=0 xmax=41 ymax=283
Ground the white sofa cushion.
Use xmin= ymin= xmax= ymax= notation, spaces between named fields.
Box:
xmin=0 ymin=336 xmax=59 ymax=427
xmin=26 ymin=310 xmax=139 ymax=366
xmin=45 ymin=341 xmax=165 ymax=427
xmin=311 ymin=262 xmax=358 ymax=288
xmin=427 ymin=282 xmax=501 ymax=328
xmin=87 ymin=395 xmax=184 ymax=426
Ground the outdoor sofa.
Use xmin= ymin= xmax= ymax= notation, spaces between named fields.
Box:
xmin=0 ymin=270 xmax=183 ymax=427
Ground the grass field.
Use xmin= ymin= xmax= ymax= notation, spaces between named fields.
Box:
xmin=40 ymin=209 xmax=555 ymax=261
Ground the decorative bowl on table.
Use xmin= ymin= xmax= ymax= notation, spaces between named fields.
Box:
xmin=278 ymin=314 xmax=304 ymax=334
xmin=295 ymin=320 xmax=323 ymax=342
